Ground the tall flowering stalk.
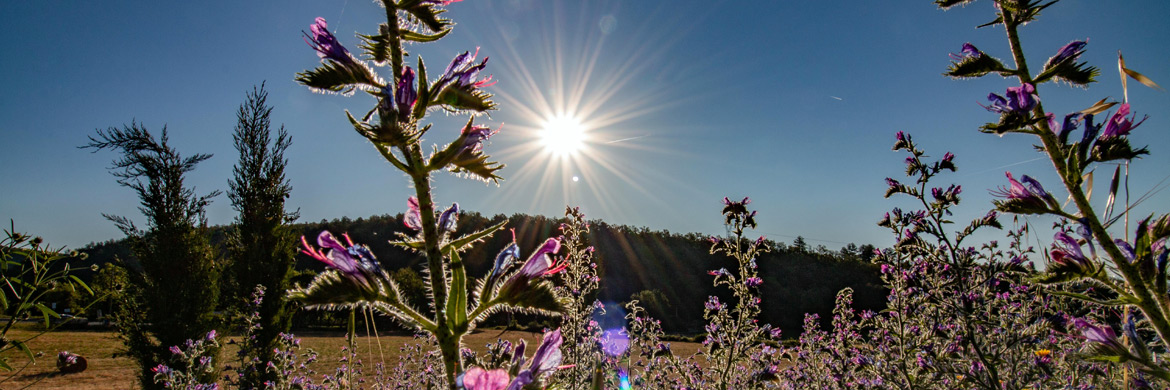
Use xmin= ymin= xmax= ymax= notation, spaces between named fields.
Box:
xmin=291 ymin=2 xmax=565 ymax=387
xmin=936 ymin=0 xmax=1170 ymax=380
xmin=702 ymin=198 xmax=784 ymax=389
xmin=548 ymin=206 xmax=605 ymax=389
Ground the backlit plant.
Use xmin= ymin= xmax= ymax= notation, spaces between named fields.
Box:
xmin=935 ymin=0 xmax=1169 ymax=381
xmin=290 ymin=1 xmax=566 ymax=387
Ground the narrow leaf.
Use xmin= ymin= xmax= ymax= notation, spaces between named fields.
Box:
xmin=1104 ymin=165 xmax=1121 ymax=221
xmin=400 ymin=28 xmax=452 ymax=43
xmin=445 ymin=249 xmax=468 ymax=332
xmin=1079 ymin=98 xmax=1118 ymax=115
xmin=443 ymin=220 xmax=508 ymax=253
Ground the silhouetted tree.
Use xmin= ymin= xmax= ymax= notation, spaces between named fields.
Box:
xmin=225 ymin=83 xmax=298 ymax=388
xmin=84 ymin=122 xmax=221 ymax=389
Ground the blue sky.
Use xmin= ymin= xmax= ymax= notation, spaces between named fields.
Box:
xmin=2 ymin=0 xmax=1168 ymax=251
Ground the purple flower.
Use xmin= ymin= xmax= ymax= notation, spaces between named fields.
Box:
xmin=455 ymin=124 xmax=499 ymax=160
xmin=1045 ymin=40 xmax=1088 ymax=69
xmin=169 ymin=345 xmax=182 ymax=355
xmin=1050 ymin=232 xmax=1093 ymax=270
xmin=421 ymin=0 xmax=464 ymax=5
xmin=1100 ymin=103 xmax=1147 ymax=138
xmin=438 ymin=202 xmax=459 ymax=232
xmin=404 ymin=197 xmax=423 ymax=231
xmin=893 ymin=131 xmax=910 ymax=151
xmin=461 ymin=367 xmax=510 ymax=390
xmin=600 ymin=328 xmax=630 ymax=357
xmin=991 ymin=172 xmax=1052 ymax=214
xmin=745 ymin=277 xmax=763 ymax=288
xmin=705 ymin=296 xmax=724 ymax=311
xmin=437 ymin=48 xmax=495 ymax=93
xmin=396 ymin=67 xmax=417 ymax=116
xmin=707 ymin=268 xmax=728 ymax=277
xmin=300 ymin=231 xmax=380 ymax=286
xmin=1047 ymin=112 xmax=1082 ymax=141
xmin=982 ymin=83 xmax=1037 ymax=114
xmin=506 ymin=329 xmax=563 ymax=390
xmin=515 ymin=238 xmax=562 ymax=277
xmin=949 ymin=43 xmax=984 ymax=61
xmin=1075 ymin=319 xmax=1129 ymax=358
xmin=304 ymin=17 xmax=353 ymax=65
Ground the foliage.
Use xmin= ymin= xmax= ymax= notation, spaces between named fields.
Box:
xmin=83 ymin=122 xmax=223 ymax=388
xmin=226 ymin=83 xmax=299 ymax=388
xmin=935 ymin=0 xmax=1170 ymax=383
xmin=0 ymin=223 xmax=96 ymax=372
xmin=548 ymin=206 xmax=604 ymax=389
xmin=291 ymin=1 xmax=565 ymax=387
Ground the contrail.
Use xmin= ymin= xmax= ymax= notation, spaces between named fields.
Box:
xmin=830 ymin=96 xmax=843 ymax=101
xmin=605 ymin=134 xmax=651 ymax=144
xmin=961 ymin=156 xmax=1047 ymax=177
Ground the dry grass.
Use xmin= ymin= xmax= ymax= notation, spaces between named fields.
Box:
xmin=0 ymin=327 xmax=703 ymax=389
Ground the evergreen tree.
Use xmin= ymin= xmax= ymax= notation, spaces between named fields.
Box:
xmin=225 ymin=83 xmax=298 ymax=388
xmin=84 ymin=123 xmax=221 ymax=389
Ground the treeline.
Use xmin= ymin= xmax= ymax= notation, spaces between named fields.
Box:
xmin=75 ymin=210 xmax=885 ymax=336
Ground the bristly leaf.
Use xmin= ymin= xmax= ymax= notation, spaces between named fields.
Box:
xmin=435 ymin=87 xmax=497 ymax=113
xmin=359 ymin=24 xmax=394 ymax=66
xmin=402 ymin=4 xmax=453 ymax=33
xmin=401 ymin=28 xmax=451 ymax=43
xmin=445 ymin=249 xmax=469 ymax=333
xmin=1103 ymin=165 xmax=1121 ymax=221
xmin=497 ymin=280 xmax=567 ymax=315
xmin=287 ymin=269 xmax=402 ymax=311
xmin=1035 ymin=61 xmax=1098 ymax=88
xmin=295 ymin=61 xmax=383 ymax=96
xmin=413 ymin=57 xmax=430 ymax=120
xmin=443 ymin=220 xmax=508 ymax=253
xmin=1091 ymin=137 xmax=1149 ymax=162
xmin=980 ymin=112 xmax=1039 ymax=135
xmin=946 ymin=54 xmax=1010 ymax=79
xmin=935 ymin=0 xmax=979 ymax=9
xmin=448 ymin=154 xmax=504 ymax=184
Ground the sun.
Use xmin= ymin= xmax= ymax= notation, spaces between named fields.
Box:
xmin=540 ymin=114 xmax=586 ymax=156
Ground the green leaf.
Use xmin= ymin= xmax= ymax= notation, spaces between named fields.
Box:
xmin=1047 ymin=290 xmax=1135 ymax=306
xmin=295 ymin=61 xmax=383 ymax=96
xmin=1035 ymin=60 xmax=1098 ymax=87
xmin=498 ymin=279 xmax=566 ymax=315
xmin=69 ymin=275 xmax=93 ymax=295
xmin=403 ymin=4 xmax=452 ymax=33
xmin=1090 ymin=137 xmax=1150 ymax=163
xmin=359 ymin=24 xmax=394 ymax=65
xmin=413 ymin=57 xmax=430 ymax=120
xmin=945 ymin=54 xmax=1010 ymax=79
xmin=33 ymin=302 xmax=59 ymax=328
xmin=445 ymin=249 xmax=468 ymax=332
xmin=448 ymin=153 xmax=505 ymax=184
xmin=401 ymin=28 xmax=451 ymax=43
xmin=434 ymin=87 xmax=497 ymax=113
xmin=934 ymin=0 xmax=978 ymax=9
xmin=0 ymin=357 xmax=10 ymax=371
xmin=443 ymin=220 xmax=508 ymax=254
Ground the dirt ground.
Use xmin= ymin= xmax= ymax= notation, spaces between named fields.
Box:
xmin=0 ymin=328 xmax=703 ymax=389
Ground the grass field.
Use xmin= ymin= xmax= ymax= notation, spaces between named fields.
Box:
xmin=0 ymin=327 xmax=703 ymax=389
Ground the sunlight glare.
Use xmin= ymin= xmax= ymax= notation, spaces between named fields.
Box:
xmin=540 ymin=114 xmax=586 ymax=156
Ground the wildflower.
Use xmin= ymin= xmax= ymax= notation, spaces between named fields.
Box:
xmin=304 ymin=17 xmax=353 ymax=65
xmin=438 ymin=202 xmax=459 ymax=232
xmin=990 ymin=172 xmax=1054 ymax=214
xmin=1044 ymin=40 xmax=1087 ymax=69
xmin=395 ymin=67 xmax=417 ymax=117
xmin=460 ymin=367 xmax=509 ymax=390
xmin=507 ymin=329 xmax=563 ymax=390
xmin=932 ymin=184 xmax=962 ymax=204
xmin=745 ymin=277 xmax=763 ymax=288
xmin=435 ymin=48 xmax=495 ymax=96
xmin=300 ymin=230 xmax=381 ymax=287
xmin=515 ymin=237 xmax=562 ymax=278
xmin=454 ymin=123 xmax=499 ymax=162
xmin=1099 ymin=103 xmax=1147 ymax=139
xmin=421 ymin=0 xmax=464 ymax=5
xmin=982 ymin=83 xmax=1037 ymax=114
xmin=892 ymin=131 xmax=910 ymax=151
xmin=1075 ymin=319 xmax=1131 ymax=360
xmin=404 ymin=197 xmax=423 ymax=231
xmin=939 ymin=152 xmax=956 ymax=171
xmin=1034 ymin=349 xmax=1053 ymax=364
xmin=708 ymin=268 xmax=728 ymax=277
xmin=949 ymin=43 xmax=983 ymax=61
xmin=1046 ymin=112 xmax=1082 ymax=142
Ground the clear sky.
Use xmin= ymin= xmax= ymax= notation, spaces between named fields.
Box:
xmin=2 ymin=0 xmax=1168 ymax=251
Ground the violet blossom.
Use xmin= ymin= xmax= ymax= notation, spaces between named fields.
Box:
xmin=1044 ymin=40 xmax=1088 ymax=69
xmin=506 ymin=329 xmax=564 ymax=390
xmin=1100 ymin=103 xmax=1147 ymax=139
xmin=990 ymin=172 xmax=1052 ymax=214
xmin=982 ymin=83 xmax=1037 ymax=114
xmin=304 ymin=17 xmax=354 ymax=65
xmin=404 ymin=197 xmax=423 ymax=231
xmin=460 ymin=367 xmax=509 ymax=390
xmin=396 ymin=67 xmax=417 ymax=117
xmin=438 ymin=202 xmax=459 ymax=232
xmin=300 ymin=230 xmax=381 ymax=287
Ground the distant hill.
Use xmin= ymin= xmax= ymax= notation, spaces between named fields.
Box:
xmin=75 ymin=210 xmax=885 ymax=336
